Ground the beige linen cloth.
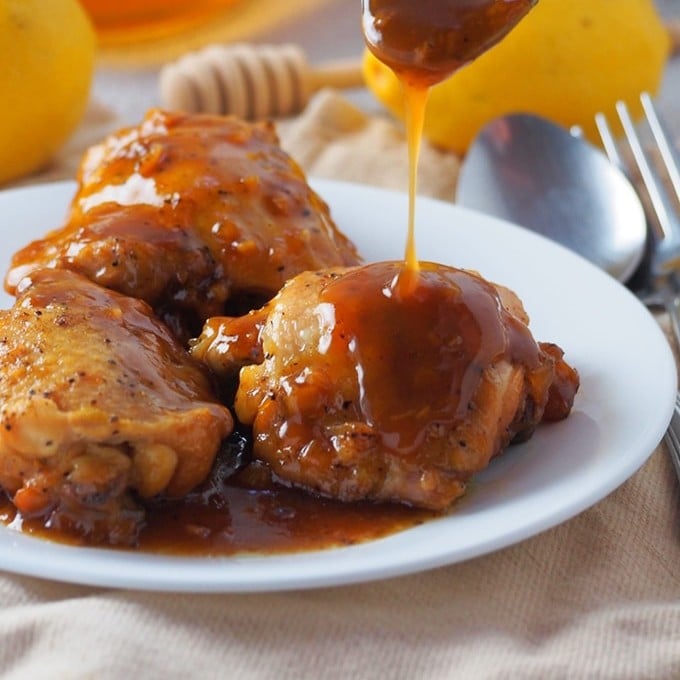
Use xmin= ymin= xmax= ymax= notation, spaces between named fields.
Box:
xmin=2 ymin=90 xmax=680 ymax=679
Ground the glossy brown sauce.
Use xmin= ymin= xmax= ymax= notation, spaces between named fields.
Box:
xmin=320 ymin=261 xmax=543 ymax=456
xmin=362 ymin=0 xmax=537 ymax=286
xmin=142 ymin=466 xmax=433 ymax=555
xmin=362 ymin=0 xmax=538 ymax=87
xmin=1 ymin=456 xmax=433 ymax=555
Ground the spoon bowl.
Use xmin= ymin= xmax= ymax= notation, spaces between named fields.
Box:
xmin=456 ymin=113 xmax=647 ymax=283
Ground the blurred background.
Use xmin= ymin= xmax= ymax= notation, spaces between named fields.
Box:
xmin=90 ymin=0 xmax=680 ymax=131
xmin=2 ymin=0 xmax=679 ymax=187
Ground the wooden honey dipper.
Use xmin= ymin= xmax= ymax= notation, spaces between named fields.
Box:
xmin=159 ymin=43 xmax=364 ymax=120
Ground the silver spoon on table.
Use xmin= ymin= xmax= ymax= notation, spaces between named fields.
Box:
xmin=455 ymin=113 xmax=647 ymax=284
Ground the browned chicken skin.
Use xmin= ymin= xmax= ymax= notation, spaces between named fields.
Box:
xmin=6 ymin=109 xmax=360 ymax=340
xmin=0 ymin=107 xmax=579 ymax=544
xmin=192 ymin=261 xmax=579 ymax=510
xmin=0 ymin=268 xmax=233 ymax=544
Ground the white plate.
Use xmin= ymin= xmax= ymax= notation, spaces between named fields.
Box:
xmin=0 ymin=179 xmax=675 ymax=592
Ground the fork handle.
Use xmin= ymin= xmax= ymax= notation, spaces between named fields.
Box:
xmin=664 ymin=392 xmax=680 ymax=479
xmin=665 ymin=296 xmax=680 ymax=357
xmin=658 ymin=277 xmax=680 ymax=361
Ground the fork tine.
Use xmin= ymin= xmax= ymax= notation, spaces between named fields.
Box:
xmin=641 ymin=92 xmax=680 ymax=203
xmin=616 ymin=97 xmax=676 ymax=242
xmin=594 ymin=112 xmax=624 ymax=169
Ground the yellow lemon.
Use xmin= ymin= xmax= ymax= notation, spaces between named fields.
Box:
xmin=0 ymin=0 xmax=96 ymax=185
xmin=363 ymin=0 xmax=670 ymax=154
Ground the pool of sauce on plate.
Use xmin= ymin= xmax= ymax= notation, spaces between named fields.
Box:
xmin=140 ymin=459 xmax=434 ymax=555
xmin=0 ymin=439 xmax=434 ymax=555
xmin=362 ymin=0 xmax=537 ymax=292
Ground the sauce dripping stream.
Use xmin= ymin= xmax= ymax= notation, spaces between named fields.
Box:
xmin=404 ymin=84 xmax=427 ymax=278
xmin=362 ymin=0 xmax=537 ymax=295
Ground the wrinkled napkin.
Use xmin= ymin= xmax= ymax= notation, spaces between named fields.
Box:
xmin=2 ymin=90 xmax=680 ymax=680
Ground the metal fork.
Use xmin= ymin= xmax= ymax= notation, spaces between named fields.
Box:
xmin=595 ymin=93 xmax=680 ymax=474
xmin=595 ymin=93 xmax=680 ymax=345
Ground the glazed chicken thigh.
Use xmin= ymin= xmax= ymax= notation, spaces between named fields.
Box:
xmin=6 ymin=109 xmax=360 ymax=340
xmin=192 ymin=261 xmax=579 ymax=510
xmin=0 ymin=268 xmax=233 ymax=544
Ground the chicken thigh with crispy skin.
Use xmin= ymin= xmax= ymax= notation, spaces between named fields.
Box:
xmin=191 ymin=261 xmax=579 ymax=511
xmin=0 ymin=268 xmax=233 ymax=544
xmin=6 ymin=109 xmax=360 ymax=340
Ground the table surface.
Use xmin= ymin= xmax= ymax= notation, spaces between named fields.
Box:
xmin=93 ymin=0 xmax=680 ymax=138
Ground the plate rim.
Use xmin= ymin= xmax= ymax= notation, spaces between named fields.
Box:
xmin=0 ymin=177 xmax=674 ymax=592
